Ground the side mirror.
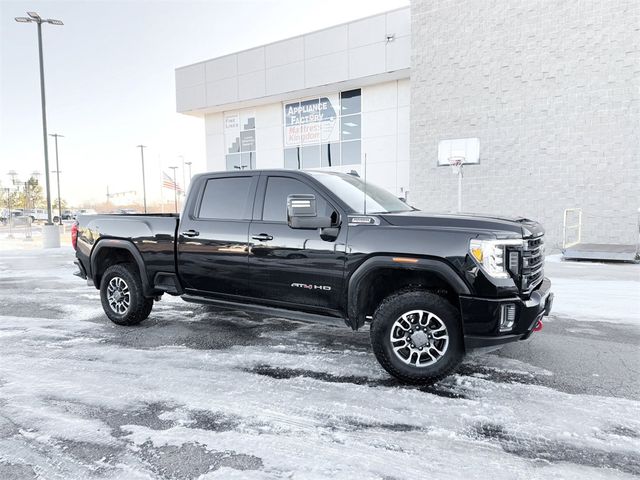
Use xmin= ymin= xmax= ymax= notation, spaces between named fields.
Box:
xmin=287 ymin=194 xmax=332 ymax=229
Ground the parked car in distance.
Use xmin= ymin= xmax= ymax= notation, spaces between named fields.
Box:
xmin=73 ymin=169 xmax=553 ymax=384
xmin=53 ymin=210 xmax=75 ymax=224
xmin=24 ymin=208 xmax=48 ymax=223
xmin=1 ymin=209 xmax=31 ymax=226
xmin=72 ymin=209 xmax=97 ymax=219
xmin=111 ymin=209 xmax=140 ymax=215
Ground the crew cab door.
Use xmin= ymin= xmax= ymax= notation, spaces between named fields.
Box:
xmin=248 ymin=174 xmax=346 ymax=312
xmin=177 ymin=173 xmax=258 ymax=297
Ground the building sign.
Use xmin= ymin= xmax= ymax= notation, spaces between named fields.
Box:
xmin=225 ymin=114 xmax=239 ymax=132
xmin=284 ymin=95 xmax=339 ymax=147
xmin=224 ymin=110 xmax=256 ymax=170
xmin=224 ymin=111 xmax=255 ymax=154
xmin=282 ymin=89 xmax=361 ymax=170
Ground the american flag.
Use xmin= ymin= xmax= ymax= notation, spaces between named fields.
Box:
xmin=162 ymin=172 xmax=182 ymax=192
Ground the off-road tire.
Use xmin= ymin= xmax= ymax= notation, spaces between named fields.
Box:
xmin=370 ymin=289 xmax=464 ymax=384
xmin=100 ymin=263 xmax=153 ymax=326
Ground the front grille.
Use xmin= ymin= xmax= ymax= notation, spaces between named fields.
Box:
xmin=521 ymin=234 xmax=545 ymax=292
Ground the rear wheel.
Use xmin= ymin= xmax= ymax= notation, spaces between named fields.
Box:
xmin=370 ymin=290 xmax=464 ymax=384
xmin=100 ymin=263 xmax=153 ymax=326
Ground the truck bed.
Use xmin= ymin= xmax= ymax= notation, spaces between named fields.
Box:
xmin=76 ymin=214 xmax=180 ymax=290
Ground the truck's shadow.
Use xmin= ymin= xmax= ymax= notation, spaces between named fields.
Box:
xmin=243 ymin=364 xmax=468 ymax=399
xmin=99 ymin=304 xmax=549 ymax=392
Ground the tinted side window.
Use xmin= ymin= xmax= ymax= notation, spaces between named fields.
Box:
xmin=262 ymin=177 xmax=332 ymax=222
xmin=198 ymin=177 xmax=253 ymax=220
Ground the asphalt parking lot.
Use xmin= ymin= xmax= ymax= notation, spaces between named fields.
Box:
xmin=0 ymin=246 xmax=638 ymax=479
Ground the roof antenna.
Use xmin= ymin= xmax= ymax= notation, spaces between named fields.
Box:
xmin=363 ymin=153 xmax=367 ymax=214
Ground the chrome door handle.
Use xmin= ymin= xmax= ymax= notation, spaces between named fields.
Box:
xmin=181 ymin=230 xmax=200 ymax=237
xmin=252 ymin=233 xmax=273 ymax=241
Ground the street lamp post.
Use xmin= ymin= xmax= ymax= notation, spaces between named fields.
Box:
xmin=49 ymin=133 xmax=63 ymax=223
xmin=179 ymin=155 xmax=185 ymax=197
xmin=137 ymin=145 xmax=147 ymax=213
xmin=22 ymin=180 xmax=32 ymax=240
xmin=169 ymin=166 xmax=178 ymax=214
xmin=27 ymin=171 xmax=41 ymax=212
xmin=3 ymin=188 xmax=13 ymax=239
xmin=24 ymin=180 xmax=30 ymax=211
xmin=15 ymin=12 xmax=63 ymax=227
xmin=185 ymin=161 xmax=192 ymax=182
xmin=16 ymin=172 xmax=39 ymax=241
xmin=6 ymin=171 xmax=18 ymax=239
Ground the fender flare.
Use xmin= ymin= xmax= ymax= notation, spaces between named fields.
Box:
xmin=346 ymin=256 xmax=471 ymax=329
xmin=90 ymin=239 xmax=155 ymax=297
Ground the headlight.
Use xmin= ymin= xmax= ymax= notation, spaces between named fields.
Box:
xmin=469 ymin=239 xmax=523 ymax=279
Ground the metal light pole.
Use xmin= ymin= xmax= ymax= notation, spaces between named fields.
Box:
xmin=169 ymin=166 xmax=178 ymax=213
xmin=15 ymin=12 xmax=63 ymax=226
xmin=185 ymin=161 xmax=192 ymax=182
xmin=179 ymin=155 xmax=185 ymax=197
xmin=49 ymin=133 xmax=63 ymax=223
xmin=137 ymin=145 xmax=147 ymax=213
xmin=29 ymin=171 xmax=41 ymax=212
xmin=3 ymin=188 xmax=13 ymax=239
xmin=6 ymin=171 xmax=18 ymax=238
xmin=23 ymin=181 xmax=29 ymax=211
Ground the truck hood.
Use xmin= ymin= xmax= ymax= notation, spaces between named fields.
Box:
xmin=378 ymin=211 xmax=544 ymax=238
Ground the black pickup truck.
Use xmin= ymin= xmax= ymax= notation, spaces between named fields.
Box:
xmin=73 ymin=169 xmax=553 ymax=384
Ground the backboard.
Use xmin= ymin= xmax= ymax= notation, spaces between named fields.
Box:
xmin=437 ymin=138 xmax=480 ymax=166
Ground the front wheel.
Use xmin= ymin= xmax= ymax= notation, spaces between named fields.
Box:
xmin=100 ymin=263 xmax=153 ymax=326
xmin=370 ymin=290 xmax=464 ymax=384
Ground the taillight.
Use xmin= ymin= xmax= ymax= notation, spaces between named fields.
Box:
xmin=71 ymin=222 xmax=78 ymax=250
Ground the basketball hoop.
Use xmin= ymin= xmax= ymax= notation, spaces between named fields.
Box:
xmin=448 ymin=156 xmax=465 ymax=175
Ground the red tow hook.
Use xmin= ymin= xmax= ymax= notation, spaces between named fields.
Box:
xmin=533 ymin=319 xmax=544 ymax=332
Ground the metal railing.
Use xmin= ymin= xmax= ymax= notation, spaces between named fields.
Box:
xmin=1 ymin=216 xmax=33 ymax=240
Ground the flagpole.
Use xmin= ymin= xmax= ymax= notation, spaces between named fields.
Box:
xmin=160 ymin=167 xmax=164 ymax=214
xmin=169 ymin=166 xmax=178 ymax=214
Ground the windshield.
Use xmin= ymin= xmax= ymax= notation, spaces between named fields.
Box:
xmin=307 ymin=171 xmax=413 ymax=214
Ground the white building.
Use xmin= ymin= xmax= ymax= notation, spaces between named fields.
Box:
xmin=176 ymin=2 xmax=639 ymax=249
xmin=175 ymin=7 xmax=411 ymax=198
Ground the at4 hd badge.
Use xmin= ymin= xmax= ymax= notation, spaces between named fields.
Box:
xmin=291 ymin=283 xmax=332 ymax=291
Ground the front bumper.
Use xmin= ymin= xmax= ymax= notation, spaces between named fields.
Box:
xmin=460 ymin=278 xmax=553 ymax=349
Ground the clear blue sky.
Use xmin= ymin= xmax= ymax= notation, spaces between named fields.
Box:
xmin=0 ymin=0 xmax=408 ymax=206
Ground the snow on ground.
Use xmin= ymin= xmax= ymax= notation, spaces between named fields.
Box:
xmin=545 ymin=255 xmax=640 ymax=325
xmin=0 ymin=246 xmax=638 ymax=479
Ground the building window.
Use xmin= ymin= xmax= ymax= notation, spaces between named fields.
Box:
xmin=225 ymin=110 xmax=256 ymax=170
xmin=283 ymin=89 xmax=361 ymax=169
xmin=340 ymin=89 xmax=361 ymax=165
xmin=284 ymin=148 xmax=300 ymax=169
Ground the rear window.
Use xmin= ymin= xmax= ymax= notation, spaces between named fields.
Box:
xmin=198 ymin=177 xmax=253 ymax=220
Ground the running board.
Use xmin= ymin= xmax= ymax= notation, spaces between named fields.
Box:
xmin=181 ymin=294 xmax=348 ymax=326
